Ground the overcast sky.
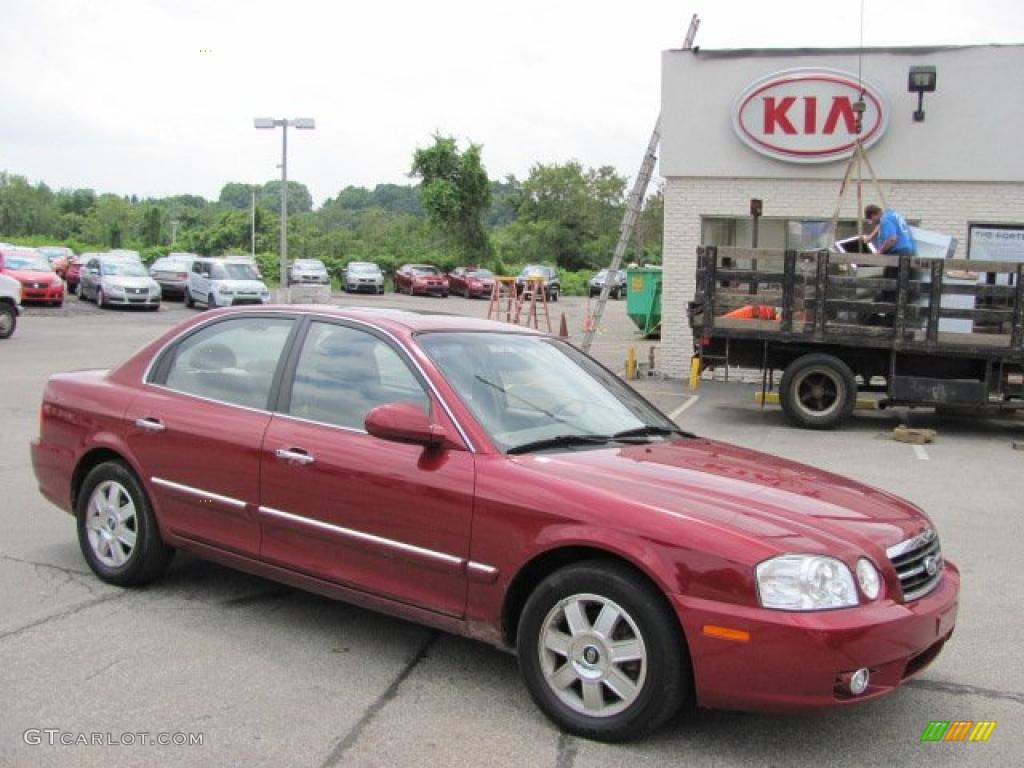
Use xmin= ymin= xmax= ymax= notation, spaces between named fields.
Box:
xmin=2 ymin=0 xmax=1022 ymax=205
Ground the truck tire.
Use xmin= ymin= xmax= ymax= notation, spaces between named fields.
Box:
xmin=780 ymin=354 xmax=857 ymax=429
xmin=0 ymin=302 xmax=16 ymax=339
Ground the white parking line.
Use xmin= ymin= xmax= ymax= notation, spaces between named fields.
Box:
xmin=669 ymin=395 xmax=700 ymax=421
xmin=913 ymin=444 xmax=930 ymax=461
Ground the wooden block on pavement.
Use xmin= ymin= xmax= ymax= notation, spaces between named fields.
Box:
xmin=893 ymin=425 xmax=937 ymax=445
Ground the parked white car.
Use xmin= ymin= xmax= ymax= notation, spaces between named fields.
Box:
xmin=186 ymin=257 xmax=271 ymax=309
xmin=0 ymin=272 xmax=22 ymax=339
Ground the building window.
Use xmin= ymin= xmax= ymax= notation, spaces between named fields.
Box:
xmin=701 ymin=217 xmax=866 ymax=251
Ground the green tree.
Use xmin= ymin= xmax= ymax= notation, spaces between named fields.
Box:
xmin=259 ymin=180 xmax=312 ymax=215
xmin=410 ymin=134 xmax=491 ymax=259
xmin=510 ymin=161 xmax=627 ymax=270
xmin=218 ymin=182 xmax=256 ymax=209
xmin=142 ymin=205 xmax=162 ymax=246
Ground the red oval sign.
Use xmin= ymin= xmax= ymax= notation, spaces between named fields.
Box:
xmin=732 ymin=68 xmax=888 ymax=164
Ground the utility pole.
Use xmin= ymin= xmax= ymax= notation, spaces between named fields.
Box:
xmin=251 ymin=188 xmax=256 ymax=257
xmin=581 ymin=14 xmax=699 ymax=353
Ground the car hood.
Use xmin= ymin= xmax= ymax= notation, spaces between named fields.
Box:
xmin=215 ymin=280 xmax=268 ymax=291
xmin=103 ymin=276 xmax=157 ymax=289
xmin=510 ymin=437 xmax=929 ymax=557
xmin=7 ymin=269 xmax=59 ymax=282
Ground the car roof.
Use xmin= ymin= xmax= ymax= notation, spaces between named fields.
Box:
xmin=255 ymin=305 xmax=546 ymax=335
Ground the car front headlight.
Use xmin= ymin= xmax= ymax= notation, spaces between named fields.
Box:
xmin=755 ymin=554 xmax=858 ymax=610
xmin=217 ymin=286 xmax=234 ymax=294
xmin=105 ymin=283 xmax=125 ymax=294
xmin=856 ymin=557 xmax=881 ymax=600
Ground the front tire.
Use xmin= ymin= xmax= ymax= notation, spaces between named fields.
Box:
xmin=517 ymin=561 xmax=687 ymax=742
xmin=76 ymin=461 xmax=174 ymax=586
xmin=0 ymin=303 xmax=16 ymax=339
xmin=184 ymin=288 xmax=195 ymax=308
xmin=780 ymin=353 xmax=857 ymax=429
xmin=96 ymin=288 xmax=106 ymax=309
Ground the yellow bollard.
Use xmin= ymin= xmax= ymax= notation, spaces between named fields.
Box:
xmin=625 ymin=346 xmax=637 ymax=380
xmin=688 ymin=356 xmax=701 ymax=391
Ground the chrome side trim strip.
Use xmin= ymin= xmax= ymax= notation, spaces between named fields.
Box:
xmin=151 ymin=477 xmax=247 ymax=509
xmin=467 ymin=561 xmax=500 ymax=584
xmin=257 ymin=505 xmax=464 ymax=567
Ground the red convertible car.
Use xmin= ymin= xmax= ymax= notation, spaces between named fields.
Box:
xmin=30 ymin=307 xmax=958 ymax=741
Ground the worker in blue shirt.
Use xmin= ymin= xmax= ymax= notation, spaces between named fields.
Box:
xmin=864 ymin=204 xmax=915 ymax=255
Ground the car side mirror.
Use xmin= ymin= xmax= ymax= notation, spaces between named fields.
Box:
xmin=365 ymin=401 xmax=452 ymax=449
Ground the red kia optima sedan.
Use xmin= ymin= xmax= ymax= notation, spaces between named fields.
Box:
xmin=30 ymin=307 xmax=958 ymax=741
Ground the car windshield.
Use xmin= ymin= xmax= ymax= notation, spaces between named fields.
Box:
xmin=420 ymin=332 xmax=683 ymax=453
xmin=412 ymin=266 xmax=440 ymax=276
xmin=519 ymin=266 xmax=551 ymax=278
xmin=296 ymin=260 xmax=324 ymax=269
xmin=211 ymin=263 xmax=259 ymax=280
xmin=350 ymin=263 xmax=380 ymax=274
xmin=39 ymin=247 xmax=68 ymax=258
xmin=4 ymin=253 xmax=53 ymax=271
xmin=594 ymin=270 xmax=608 ymax=279
xmin=467 ymin=269 xmax=494 ymax=278
xmin=101 ymin=262 xmax=148 ymax=277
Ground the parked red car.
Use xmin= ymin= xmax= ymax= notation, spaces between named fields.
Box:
xmin=30 ymin=307 xmax=958 ymax=741
xmin=0 ymin=246 xmax=65 ymax=306
xmin=394 ymin=264 xmax=449 ymax=297
xmin=38 ymin=246 xmax=75 ymax=278
xmin=447 ymin=266 xmax=496 ymax=298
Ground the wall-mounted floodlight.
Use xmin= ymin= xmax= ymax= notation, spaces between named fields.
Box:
xmin=908 ymin=65 xmax=937 ymax=122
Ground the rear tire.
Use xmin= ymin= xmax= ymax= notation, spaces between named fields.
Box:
xmin=780 ymin=353 xmax=857 ymax=429
xmin=76 ymin=461 xmax=174 ymax=586
xmin=517 ymin=560 xmax=687 ymax=742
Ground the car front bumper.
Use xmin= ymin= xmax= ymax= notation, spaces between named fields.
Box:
xmin=347 ymin=280 xmax=383 ymax=292
xmin=103 ymin=291 xmax=161 ymax=306
xmin=674 ymin=562 xmax=959 ymax=713
xmin=20 ymin=284 xmax=65 ymax=303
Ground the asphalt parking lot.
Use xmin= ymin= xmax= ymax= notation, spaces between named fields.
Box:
xmin=2 ymin=292 xmax=1022 ymax=767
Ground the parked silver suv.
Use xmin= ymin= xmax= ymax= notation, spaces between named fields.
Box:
xmin=186 ymin=257 xmax=271 ymax=309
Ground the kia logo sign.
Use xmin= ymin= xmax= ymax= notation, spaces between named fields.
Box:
xmin=732 ymin=68 xmax=889 ymax=164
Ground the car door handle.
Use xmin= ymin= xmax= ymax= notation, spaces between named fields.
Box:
xmin=135 ymin=417 xmax=166 ymax=432
xmin=275 ymin=447 xmax=315 ymax=465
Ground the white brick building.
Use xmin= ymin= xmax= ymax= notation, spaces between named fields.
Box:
xmin=659 ymin=45 xmax=1024 ymax=377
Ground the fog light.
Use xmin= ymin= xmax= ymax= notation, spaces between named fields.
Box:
xmin=850 ymin=667 xmax=870 ymax=695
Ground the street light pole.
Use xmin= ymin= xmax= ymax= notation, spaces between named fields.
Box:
xmin=254 ymin=117 xmax=315 ymax=302
xmin=279 ymin=121 xmax=288 ymax=295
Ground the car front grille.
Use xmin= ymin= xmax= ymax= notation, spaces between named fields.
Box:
xmin=887 ymin=529 xmax=943 ymax=601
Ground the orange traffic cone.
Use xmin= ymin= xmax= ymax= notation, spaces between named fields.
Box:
xmin=558 ymin=313 xmax=569 ymax=338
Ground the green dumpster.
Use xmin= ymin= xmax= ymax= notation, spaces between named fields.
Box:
xmin=625 ymin=267 xmax=662 ymax=337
